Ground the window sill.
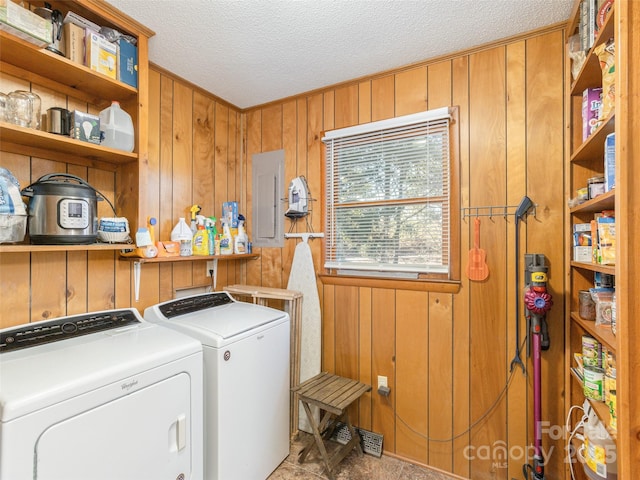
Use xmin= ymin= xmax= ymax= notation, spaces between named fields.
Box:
xmin=318 ymin=273 xmax=461 ymax=293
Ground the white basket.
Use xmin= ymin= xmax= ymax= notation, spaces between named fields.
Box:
xmin=0 ymin=214 xmax=27 ymax=244
xmin=97 ymin=230 xmax=130 ymax=243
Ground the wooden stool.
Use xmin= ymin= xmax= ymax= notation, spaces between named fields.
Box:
xmin=292 ymin=372 xmax=371 ymax=480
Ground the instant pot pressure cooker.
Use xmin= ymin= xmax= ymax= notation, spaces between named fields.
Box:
xmin=21 ymin=174 xmax=110 ymax=245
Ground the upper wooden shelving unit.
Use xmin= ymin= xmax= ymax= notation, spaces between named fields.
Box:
xmin=0 ymin=31 xmax=137 ymax=105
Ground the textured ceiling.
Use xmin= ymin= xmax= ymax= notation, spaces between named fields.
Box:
xmin=105 ymin=0 xmax=573 ymax=109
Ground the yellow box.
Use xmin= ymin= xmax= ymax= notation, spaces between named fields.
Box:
xmin=85 ymin=30 xmax=117 ymax=79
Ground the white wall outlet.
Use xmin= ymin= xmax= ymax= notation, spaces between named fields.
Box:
xmin=377 ymin=375 xmax=388 ymax=390
xmin=206 ymin=260 xmax=215 ymax=277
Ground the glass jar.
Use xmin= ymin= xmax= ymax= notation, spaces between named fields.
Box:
xmin=579 ymin=289 xmax=596 ymax=320
xmin=8 ymin=91 xmax=32 ymax=128
xmin=14 ymin=90 xmax=41 ymax=130
xmin=0 ymin=92 xmax=8 ymax=122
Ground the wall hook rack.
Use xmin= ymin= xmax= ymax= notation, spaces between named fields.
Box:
xmin=461 ymin=203 xmax=537 ymax=220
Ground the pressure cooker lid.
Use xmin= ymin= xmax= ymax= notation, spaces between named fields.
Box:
xmin=21 ymin=173 xmax=99 ymax=199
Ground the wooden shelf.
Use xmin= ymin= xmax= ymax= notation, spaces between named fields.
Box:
xmin=571 ymin=312 xmax=616 ymax=353
xmin=0 ymin=243 xmax=131 ymax=253
xmin=0 ymin=31 xmax=137 ymax=105
xmin=0 ymin=122 xmax=137 ymax=167
xmin=570 ymin=261 xmax=615 ymax=275
xmin=119 ymin=253 xmax=260 ymax=264
xmin=570 ymin=369 xmax=617 ymax=441
xmin=570 ymin=113 xmax=615 ymax=164
xmin=570 ymin=190 xmax=615 ymax=214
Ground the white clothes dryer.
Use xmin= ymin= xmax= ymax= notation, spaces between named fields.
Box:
xmin=145 ymin=292 xmax=290 ymax=480
xmin=0 ymin=308 xmax=203 ymax=480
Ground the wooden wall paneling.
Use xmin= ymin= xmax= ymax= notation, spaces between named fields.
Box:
xmin=505 ymin=40 xmax=528 ymax=479
xmin=229 ymin=109 xmax=242 ymax=283
xmin=358 ymin=81 xmax=372 ymax=124
xmin=427 ymin=61 xmax=452 ymax=109
xmin=451 ymin=55 xmax=471 ymax=479
xmin=358 ymin=286 xmax=373 ymax=430
xmin=395 ymin=66 xmax=428 ymax=116
xmin=257 ymin=105 xmax=283 ymax=289
xmin=0 ymin=153 xmax=31 ymax=327
xmin=524 ymin=30 xmax=566 ymax=479
xmin=323 ymin=91 xmax=335 ymax=132
xmin=322 ymin=283 xmax=335 ymax=373
xmin=334 ymin=285 xmax=359 ymax=378
xmin=244 ymin=109 xmax=262 ymax=287
xmin=306 ymin=93 xmax=323 ymax=306
xmin=371 ymin=75 xmax=395 ymax=122
xmin=171 ymin=82 xmax=194 ymax=290
xmin=282 ymin=99 xmax=298 ymax=288
xmin=192 ymin=91 xmax=215 ymax=288
xmin=468 ymin=46 xmax=508 ymax=480
xmin=334 ymin=84 xmax=359 ymax=128
xmin=428 ymin=292 xmax=454 ymax=471
xmin=193 ymin=92 xmax=216 ymax=220
xmin=214 ymin=102 xmax=234 ymax=288
xmin=371 ymin=288 xmax=396 ymax=452
xmin=395 ymin=289 xmax=429 ymax=463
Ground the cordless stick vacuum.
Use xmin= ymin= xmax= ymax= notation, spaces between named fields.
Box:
xmin=522 ymin=254 xmax=553 ymax=480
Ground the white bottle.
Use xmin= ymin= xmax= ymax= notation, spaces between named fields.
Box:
xmin=99 ymin=101 xmax=135 ymax=152
xmin=234 ymin=218 xmax=248 ymax=254
xmin=171 ymin=217 xmax=192 ymax=256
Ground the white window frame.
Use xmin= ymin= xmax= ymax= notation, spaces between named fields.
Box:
xmin=322 ymin=107 xmax=458 ymax=280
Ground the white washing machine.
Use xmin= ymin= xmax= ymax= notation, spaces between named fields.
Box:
xmin=0 ymin=308 xmax=203 ymax=480
xmin=144 ymin=292 xmax=290 ymax=480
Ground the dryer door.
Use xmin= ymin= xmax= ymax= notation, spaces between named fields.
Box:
xmin=35 ymin=372 xmax=193 ymax=480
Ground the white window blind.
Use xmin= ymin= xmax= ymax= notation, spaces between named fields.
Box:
xmin=322 ymin=107 xmax=452 ymax=277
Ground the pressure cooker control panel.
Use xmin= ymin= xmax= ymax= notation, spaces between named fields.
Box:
xmin=58 ymin=198 xmax=89 ymax=229
xmin=0 ymin=310 xmax=141 ymax=353
xmin=158 ymin=292 xmax=234 ymax=318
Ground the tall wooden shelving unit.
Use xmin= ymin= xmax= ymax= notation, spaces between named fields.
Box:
xmin=564 ymin=1 xmax=640 ymax=478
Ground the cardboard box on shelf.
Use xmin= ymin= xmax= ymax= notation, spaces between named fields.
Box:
xmin=582 ymin=87 xmax=602 ymax=141
xmin=63 ymin=22 xmax=86 ymax=64
xmin=85 ymin=30 xmax=117 ymax=79
xmin=574 ymin=246 xmax=593 ymax=263
xmin=70 ymin=111 xmax=100 ymax=144
xmin=117 ymin=38 xmax=138 ymax=88
xmin=0 ymin=0 xmax=51 ymax=47
xmin=604 ymin=133 xmax=615 ymax=192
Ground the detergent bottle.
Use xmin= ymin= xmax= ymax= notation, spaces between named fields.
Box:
xmin=192 ymin=215 xmax=209 ymax=255
xmin=206 ymin=216 xmax=217 ymax=255
xmin=234 ymin=214 xmax=248 ymax=254
xmin=219 ymin=221 xmax=233 ymax=255
xmin=171 ymin=217 xmax=192 ymax=256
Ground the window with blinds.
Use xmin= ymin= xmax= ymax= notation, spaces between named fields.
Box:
xmin=322 ymin=107 xmax=454 ymax=278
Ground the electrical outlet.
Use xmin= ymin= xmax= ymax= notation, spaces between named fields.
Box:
xmin=206 ymin=260 xmax=215 ymax=277
xmin=377 ymin=375 xmax=388 ymax=390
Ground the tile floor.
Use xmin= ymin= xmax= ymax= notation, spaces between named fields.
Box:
xmin=268 ymin=433 xmax=465 ymax=480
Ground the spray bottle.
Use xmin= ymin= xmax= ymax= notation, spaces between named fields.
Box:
xmin=206 ymin=216 xmax=217 ymax=255
xmin=219 ymin=220 xmax=233 ymax=255
xmin=189 ymin=204 xmax=201 ymax=235
xmin=234 ymin=214 xmax=248 ymax=254
xmin=192 ymin=214 xmax=209 ymax=255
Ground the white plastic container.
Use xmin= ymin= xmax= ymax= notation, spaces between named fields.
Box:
xmin=171 ymin=217 xmax=192 ymax=256
xmin=99 ymin=101 xmax=134 ymax=152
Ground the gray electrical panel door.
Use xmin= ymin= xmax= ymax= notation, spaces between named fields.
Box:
xmin=252 ymin=150 xmax=284 ymax=247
